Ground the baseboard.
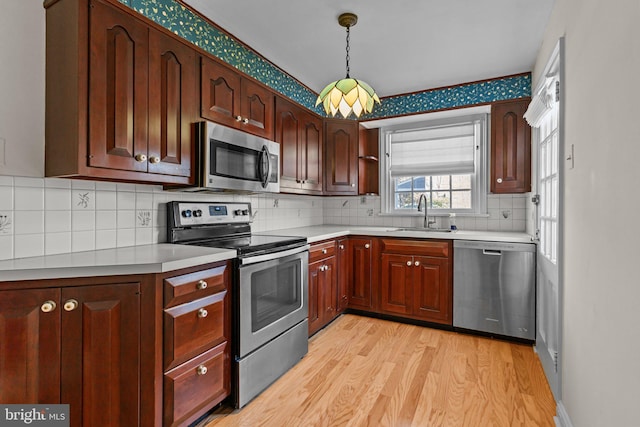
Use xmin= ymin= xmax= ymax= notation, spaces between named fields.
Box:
xmin=554 ymin=401 xmax=573 ymax=427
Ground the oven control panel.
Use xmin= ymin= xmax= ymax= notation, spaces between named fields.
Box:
xmin=171 ymin=202 xmax=252 ymax=226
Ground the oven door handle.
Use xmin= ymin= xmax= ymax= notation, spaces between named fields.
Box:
xmin=259 ymin=145 xmax=271 ymax=189
xmin=240 ymin=244 xmax=310 ymax=265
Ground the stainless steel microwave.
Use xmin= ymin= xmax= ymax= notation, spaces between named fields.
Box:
xmin=192 ymin=121 xmax=280 ymax=193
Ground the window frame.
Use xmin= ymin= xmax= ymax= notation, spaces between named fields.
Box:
xmin=380 ymin=112 xmax=488 ymax=216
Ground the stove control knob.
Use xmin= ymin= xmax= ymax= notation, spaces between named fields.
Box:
xmin=242 ymin=209 xmax=249 ymax=216
xmin=193 ymin=209 xmax=203 ymax=217
xmin=181 ymin=210 xmax=192 ymax=218
xmin=234 ymin=209 xmax=243 ymax=216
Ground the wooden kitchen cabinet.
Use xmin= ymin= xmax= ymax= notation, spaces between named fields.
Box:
xmin=324 ymin=119 xmax=359 ymax=195
xmin=308 ymin=240 xmax=338 ymax=336
xmin=379 ymin=239 xmax=452 ymax=325
xmin=0 ymin=281 xmax=142 ymax=427
xmin=358 ymin=126 xmax=380 ymax=195
xmin=341 ymin=237 xmax=374 ymax=310
xmin=491 ymin=99 xmax=532 ymax=193
xmin=162 ymin=263 xmax=231 ymax=427
xmin=201 ymin=56 xmax=275 ymax=139
xmin=45 ymin=0 xmax=196 ymax=184
xmin=275 ymin=97 xmax=323 ymax=194
xmin=336 ymin=238 xmax=349 ymax=313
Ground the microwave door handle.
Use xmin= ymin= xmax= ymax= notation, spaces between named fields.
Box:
xmin=260 ymin=145 xmax=271 ymax=188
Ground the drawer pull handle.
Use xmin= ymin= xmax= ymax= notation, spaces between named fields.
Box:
xmin=236 ymin=115 xmax=243 ymax=122
xmin=406 ymin=261 xmax=412 ymax=266
xmin=322 ymin=248 xmax=327 ymax=254
xmin=198 ymin=308 xmax=208 ymax=318
xmin=196 ymin=365 xmax=208 ymax=376
xmin=41 ymin=300 xmax=57 ymax=313
xmin=63 ymin=299 xmax=79 ymax=311
xmin=134 ymin=153 xmax=147 ymax=162
xmin=197 ymin=280 xmax=208 ymax=290
xmin=414 ymin=261 xmax=421 ymax=267
xmin=149 ymin=156 xmax=160 ymax=164
xmin=364 ymin=243 xmax=370 ymax=249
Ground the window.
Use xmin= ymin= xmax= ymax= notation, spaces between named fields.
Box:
xmin=380 ymin=113 xmax=488 ymax=215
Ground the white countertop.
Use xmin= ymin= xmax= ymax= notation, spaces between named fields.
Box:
xmin=260 ymin=225 xmax=535 ymax=244
xmin=0 ymin=244 xmax=237 ymax=282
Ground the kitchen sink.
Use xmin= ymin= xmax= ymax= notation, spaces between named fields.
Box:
xmin=395 ymin=227 xmax=453 ymax=233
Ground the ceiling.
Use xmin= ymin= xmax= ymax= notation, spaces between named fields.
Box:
xmin=182 ymin=0 xmax=555 ymax=98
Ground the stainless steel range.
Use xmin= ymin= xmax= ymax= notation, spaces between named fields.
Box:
xmin=167 ymin=201 xmax=309 ymax=408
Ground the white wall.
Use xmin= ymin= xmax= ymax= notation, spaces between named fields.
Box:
xmin=0 ymin=1 xmax=45 ymax=177
xmin=533 ymin=0 xmax=640 ymax=425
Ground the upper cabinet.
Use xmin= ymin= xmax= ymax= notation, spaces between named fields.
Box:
xmin=200 ymin=56 xmax=275 ymax=140
xmin=358 ymin=126 xmax=379 ymax=195
xmin=275 ymin=97 xmax=323 ymax=194
xmin=45 ymin=0 xmax=196 ymax=184
xmin=491 ymin=99 xmax=532 ymax=193
xmin=324 ymin=119 xmax=359 ymax=195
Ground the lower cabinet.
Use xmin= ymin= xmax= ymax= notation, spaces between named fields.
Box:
xmin=0 ymin=261 xmax=232 ymax=427
xmin=308 ymin=240 xmax=337 ymax=336
xmin=162 ymin=263 xmax=231 ymax=427
xmin=379 ymin=239 xmax=453 ymax=325
xmin=337 ymin=237 xmax=374 ymax=310
xmin=0 ymin=281 xmax=143 ymax=427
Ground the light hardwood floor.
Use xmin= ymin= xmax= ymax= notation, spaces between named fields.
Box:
xmin=202 ymin=314 xmax=556 ymax=427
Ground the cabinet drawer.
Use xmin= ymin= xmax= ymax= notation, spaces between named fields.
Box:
xmin=164 ymin=291 xmax=229 ymax=370
xmin=164 ymin=342 xmax=230 ymax=427
xmin=309 ymin=240 xmax=336 ymax=262
xmin=380 ymin=238 xmax=450 ymax=257
xmin=164 ymin=263 xmax=228 ymax=308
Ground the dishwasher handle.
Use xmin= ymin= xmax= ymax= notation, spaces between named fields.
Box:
xmin=483 ymin=249 xmax=502 ymax=256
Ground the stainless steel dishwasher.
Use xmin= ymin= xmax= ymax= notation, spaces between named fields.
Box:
xmin=453 ymin=240 xmax=535 ymax=340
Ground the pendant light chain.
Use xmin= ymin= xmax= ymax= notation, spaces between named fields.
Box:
xmin=345 ymin=26 xmax=351 ymax=78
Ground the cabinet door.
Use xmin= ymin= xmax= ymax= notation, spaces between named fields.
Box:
xmin=308 ymin=260 xmax=324 ymax=336
xmin=61 ymin=283 xmax=140 ymax=427
xmin=147 ymin=28 xmax=196 ymax=179
xmin=348 ymin=238 xmax=373 ymax=309
xmin=0 ymin=288 xmax=61 ymax=404
xmin=380 ymin=254 xmax=413 ymax=315
xmin=200 ymin=56 xmax=241 ymax=128
xmin=413 ymin=256 xmax=452 ymax=324
xmin=88 ymin=0 xmax=149 ymax=172
xmin=324 ymin=119 xmax=358 ymax=194
xmin=336 ymin=238 xmax=349 ymax=313
xmin=301 ymin=112 xmax=323 ymax=193
xmin=322 ymin=257 xmax=337 ymax=324
xmin=275 ymin=98 xmax=302 ymax=191
xmin=240 ymin=79 xmax=274 ymax=139
xmin=491 ymin=100 xmax=532 ymax=193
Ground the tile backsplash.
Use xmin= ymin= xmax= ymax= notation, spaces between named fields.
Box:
xmin=0 ymin=175 xmax=533 ymax=261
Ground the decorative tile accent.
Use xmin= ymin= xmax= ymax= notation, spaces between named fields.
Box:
xmin=121 ymin=1 xmax=531 ymax=118
xmin=137 ymin=210 xmax=152 ymax=227
xmin=0 ymin=213 xmax=12 ymax=234
xmin=76 ymin=192 xmax=92 ymax=209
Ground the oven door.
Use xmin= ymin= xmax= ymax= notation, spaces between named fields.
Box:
xmin=237 ymin=246 xmax=309 ymax=358
xmin=202 ymin=121 xmax=279 ymax=193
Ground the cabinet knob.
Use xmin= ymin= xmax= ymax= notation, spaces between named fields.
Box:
xmin=351 ymin=184 xmax=356 ymax=187
xmin=196 ymin=365 xmax=208 ymax=376
xmin=197 ymin=308 xmax=208 ymax=318
xmin=63 ymin=299 xmax=79 ymax=312
xmin=406 ymin=260 xmax=412 ymax=266
xmin=242 ymin=118 xmax=249 ymax=124
xmin=414 ymin=261 xmax=421 ymax=267
xmin=149 ymin=156 xmax=160 ymax=164
xmin=236 ymin=115 xmax=243 ymax=122
xmin=134 ymin=153 xmax=147 ymax=162
xmin=322 ymin=248 xmax=327 ymax=254
xmin=339 ymin=245 xmax=344 ymax=250
xmin=196 ymin=280 xmax=208 ymax=290
xmin=497 ymin=178 xmax=503 ymax=184
xmin=41 ymin=300 xmax=57 ymax=313
xmin=364 ymin=243 xmax=370 ymax=249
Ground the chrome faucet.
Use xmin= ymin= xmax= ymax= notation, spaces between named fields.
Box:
xmin=417 ymin=194 xmax=436 ymax=229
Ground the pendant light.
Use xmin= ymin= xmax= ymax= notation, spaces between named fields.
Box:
xmin=315 ymin=13 xmax=380 ymax=119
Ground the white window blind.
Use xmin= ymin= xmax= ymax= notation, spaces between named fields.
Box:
xmin=389 ymin=122 xmax=476 ymax=177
